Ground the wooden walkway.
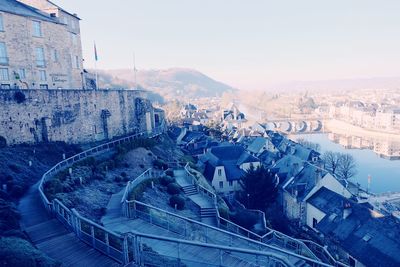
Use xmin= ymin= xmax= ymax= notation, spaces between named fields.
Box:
xmin=18 ymin=182 xmax=120 ymax=267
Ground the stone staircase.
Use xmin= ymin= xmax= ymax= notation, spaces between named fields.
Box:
xmin=181 ymin=184 xmax=198 ymax=196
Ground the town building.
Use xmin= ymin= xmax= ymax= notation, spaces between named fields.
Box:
xmin=0 ymin=0 xmax=93 ymax=90
xmin=307 ymin=187 xmax=400 ymax=267
xmin=200 ymin=145 xmax=260 ymax=194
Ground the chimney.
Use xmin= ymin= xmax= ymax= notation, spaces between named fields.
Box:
xmin=343 ymin=202 xmax=352 ymax=219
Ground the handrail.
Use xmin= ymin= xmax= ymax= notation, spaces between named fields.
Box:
xmin=125 ymin=200 xmax=334 ymax=267
xmin=120 ymin=168 xmax=153 ymax=204
xmin=38 ymin=121 xmax=166 ymax=212
xmin=72 ymin=199 xmax=299 ymax=266
xmin=182 ymin=162 xmax=325 ymax=264
xmin=298 ymin=239 xmax=349 ymax=267
xmin=35 ymin=118 xmax=341 ymax=266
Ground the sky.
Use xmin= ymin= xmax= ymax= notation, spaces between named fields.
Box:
xmin=56 ymin=0 xmax=400 ymax=90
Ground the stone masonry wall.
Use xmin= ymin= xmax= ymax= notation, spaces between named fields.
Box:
xmin=0 ymin=89 xmax=156 ymax=145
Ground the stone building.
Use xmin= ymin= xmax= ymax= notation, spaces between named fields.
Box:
xmin=0 ymin=0 xmax=89 ymax=90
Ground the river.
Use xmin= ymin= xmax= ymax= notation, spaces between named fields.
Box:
xmin=290 ymin=133 xmax=400 ymax=193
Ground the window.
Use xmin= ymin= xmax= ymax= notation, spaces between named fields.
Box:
xmin=0 ymin=84 xmax=10 ymax=89
xmin=39 ymin=84 xmax=48 ymax=89
xmin=17 ymin=68 xmax=26 ymax=79
xmin=36 ymin=47 xmax=45 ymax=67
xmin=0 ymin=14 xmax=4 ymax=31
xmin=52 ymin=49 xmax=58 ymax=62
xmin=71 ymin=33 xmax=77 ymax=45
xmin=75 ymin=56 xmax=80 ymax=68
xmin=217 ymin=169 xmax=222 ymax=176
xmin=0 ymin=68 xmax=9 ymax=80
xmin=39 ymin=70 xmax=46 ymax=81
xmin=32 ymin=21 xmax=42 ymax=37
xmin=229 ymin=181 xmax=233 ymax=187
xmin=0 ymin=42 xmax=7 ymax=65
xmin=312 ymin=218 xmax=318 ymax=228
xmin=219 ymin=181 xmax=223 ymax=189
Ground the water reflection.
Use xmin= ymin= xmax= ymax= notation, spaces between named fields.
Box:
xmin=327 ymin=133 xmax=400 ymax=160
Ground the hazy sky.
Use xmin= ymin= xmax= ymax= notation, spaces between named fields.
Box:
xmin=56 ymin=0 xmax=400 ymax=90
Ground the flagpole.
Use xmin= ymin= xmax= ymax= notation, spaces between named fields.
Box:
xmin=94 ymin=41 xmax=98 ymax=90
xmin=133 ymin=52 xmax=137 ymax=90
xmin=95 ymin=59 xmax=98 ymax=90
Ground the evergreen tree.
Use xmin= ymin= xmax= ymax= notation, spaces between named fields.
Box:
xmin=239 ymin=165 xmax=278 ymax=210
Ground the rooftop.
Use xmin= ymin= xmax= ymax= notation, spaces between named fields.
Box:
xmin=312 ymin=188 xmax=400 ymax=267
xmin=0 ymin=0 xmax=60 ymax=23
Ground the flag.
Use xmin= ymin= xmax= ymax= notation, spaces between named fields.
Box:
xmin=94 ymin=42 xmax=98 ymax=61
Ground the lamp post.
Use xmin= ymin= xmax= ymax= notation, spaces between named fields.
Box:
xmin=247 ymin=193 xmax=250 ymax=208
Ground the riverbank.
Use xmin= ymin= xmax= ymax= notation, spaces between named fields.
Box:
xmin=325 ymin=119 xmax=400 ymax=140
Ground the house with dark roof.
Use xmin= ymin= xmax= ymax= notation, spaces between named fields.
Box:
xmin=279 ymin=161 xmax=352 ymax=223
xmin=180 ymin=103 xmax=197 ymax=118
xmin=307 ymin=187 xmax=400 ymax=267
xmin=246 ymin=136 xmax=278 ymax=156
xmin=200 ymin=145 xmax=260 ymax=194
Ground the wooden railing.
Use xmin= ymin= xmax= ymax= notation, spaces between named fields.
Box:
xmin=36 ymin=119 xmax=343 ymax=266
xmin=181 ymin=162 xmax=331 ymax=265
xmin=124 ymin=200 xmax=335 ymax=267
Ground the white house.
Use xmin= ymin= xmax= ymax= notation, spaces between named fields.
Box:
xmin=201 ymin=145 xmax=260 ymax=194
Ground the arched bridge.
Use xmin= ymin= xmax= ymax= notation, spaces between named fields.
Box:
xmin=264 ymin=120 xmax=324 ymax=134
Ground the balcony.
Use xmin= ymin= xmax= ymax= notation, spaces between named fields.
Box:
xmin=0 ymin=57 xmax=9 ymax=65
xmin=36 ymin=60 xmax=46 ymax=68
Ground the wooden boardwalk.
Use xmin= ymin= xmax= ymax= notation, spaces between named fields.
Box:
xmin=18 ymin=182 xmax=120 ymax=267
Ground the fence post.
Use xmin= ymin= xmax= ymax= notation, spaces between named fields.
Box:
xmin=90 ymin=226 xmax=95 ymax=248
xmin=123 ymin=235 xmax=129 ymax=264
xmin=105 ymin=232 xmax=110 ymax=255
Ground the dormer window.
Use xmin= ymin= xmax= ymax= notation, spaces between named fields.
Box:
xmin=218 ymin=169 xmax=222 ymax=176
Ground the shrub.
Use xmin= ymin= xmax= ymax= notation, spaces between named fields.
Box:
xmin=9 ymin=185 xmax=25 ymax=199
xmin=8 ymin=164 xmax=21 ymax=174
xmin=129 ymin=178 xmax=158 ymax=201
xmin=0 ymin=237 xmax=60 ymax=267
xmin=165 ymin=169 xmax=174 ymax=177
xmin=139 ymin=164 xmax=145 ymax=169
xmin=160 ymin=175 xmax=175 ymax=186
xmin=114 ymin=176 xmax=122 ymax=183
xmin=230 ymin=210 xmax=259 ymax=230
xmin=92 ymin=173 xmax=105 ymax=180
xmin=121 ymin=172 xmax=128 ymax=178
xmin=169 ymin=195 xmax=185 ymax=210
xmin=218 ymin=207 xmax=230 ymax=220
xmin=0 ymin=136 xmax=6 ymax=148
xmin=153 ymin=159 xmax=168 ymax=170
xmin=167 ymin=183 xmax=181 ymax=195
xmin=43 ymin=179 xmax=63 ymax=199
xmin=13 ymin=91 xmax=26 ymax=104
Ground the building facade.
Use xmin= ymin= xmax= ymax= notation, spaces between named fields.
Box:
xmin=0 ymin=0 xmax=87 ymax=90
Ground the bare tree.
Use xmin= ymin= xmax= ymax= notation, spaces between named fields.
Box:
xmin=297 ymin=138 xmax=321 ymax=152
xmin=337 ymin=153 xmax=357 ymax=180
xmin=323 ymin=151 xmax=357 ymax=180
xmin=322 ymin=151 xmax=341 ymax=174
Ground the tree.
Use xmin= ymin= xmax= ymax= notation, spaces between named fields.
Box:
xmin=323 ymin=151 xmax=357 ymax=180
xmin=322 ymin=151 xmax=341 ymax=174
xmin=297 ymin=138 xmax=321 ymax=152
xmin=337 ymin=153 xmax=357 ymax=180
xmin=239 ymin=165 xmax=278 ymax=210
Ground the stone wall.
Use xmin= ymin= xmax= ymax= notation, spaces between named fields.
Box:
xmin=0 ymin=89 xmax=157 ymax=145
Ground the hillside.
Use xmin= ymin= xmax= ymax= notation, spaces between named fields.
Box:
xmin=95 ymin=68 xmax=237 ymax=100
